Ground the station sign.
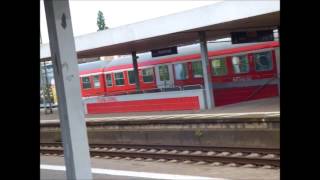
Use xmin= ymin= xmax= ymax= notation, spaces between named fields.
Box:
xmin=151 ymin=46 xmax=178 ymax=57
xmin=231 ymin=30 xmax=274 ymax=44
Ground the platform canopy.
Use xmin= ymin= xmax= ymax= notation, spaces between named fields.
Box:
xmin=40 ymin=1 xmax=279 ymax=60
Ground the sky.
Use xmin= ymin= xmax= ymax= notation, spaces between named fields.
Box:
xmin=40 ymin=1 xmax=220 ymax=44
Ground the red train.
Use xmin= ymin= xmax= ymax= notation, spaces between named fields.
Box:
xmin=79 ymin=40 xmax=279 ymax=107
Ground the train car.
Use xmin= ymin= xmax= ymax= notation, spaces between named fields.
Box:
xmin=79 ymin=40 xmax=279 ymax=107
xmin=79 ymin=60 xmax=111 ymax=97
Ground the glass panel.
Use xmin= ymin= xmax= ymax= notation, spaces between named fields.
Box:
xmin=232 ymin=55 xmax=249 ymax=74
xmin=105 ymin=74 xmax=112 ymax=87
xmin=159 ymin=65 xmax=169 ymax=81
xmin=82 ymin=77 xmax=91 ymax=89
xmin=174 ymin=63 xmax=188 ymax=80
xmin=192 ymin=61 xmax=203 ymax=78
xmin=128 ymin=71 xmax=136 ymax=84
xmin=254 ymin=51 xmax=273 ymax=71
xmin=93 ymin=75 xmax=101 ymax=88
xmin=142 ymin=68 xmax=154 ymax=82
xmin=211 ymin=58 xmax=227 ymax=76
xmin=114 ymin=72 xmax=124 ymax=85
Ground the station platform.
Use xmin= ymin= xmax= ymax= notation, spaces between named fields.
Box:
xmin=41 ymin=155 xmax=279 ymax=180
xmin=41 ymin=97 xmax=279 ymax=149
xmin=40 ymin=97 xmax=279 ymax=121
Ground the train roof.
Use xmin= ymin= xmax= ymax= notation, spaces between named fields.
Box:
xmin=78 ymin=59 xmax=111 ymax=72
xmin=79 ymin=40 xmax=279 ymax=74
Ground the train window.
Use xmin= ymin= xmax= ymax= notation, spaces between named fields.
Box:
xmin=105 ymin=74 xmax=112 ymax=87
xmin=192 ymin=61 xmax=203 ymax=78
xmin=142 ymin=68 xmax=154 ymax=83
xmin=128 ymin=71 xmax=136 ymax=84
xmin=211 ymin=58 xmax=228 ymax=76
xmin=253 ymin=51 xmax=273 ymax=71
xmin=93 ymin=75 xmax=101 ymax=88
xmin=174 ymin=63 xmax=188 ymax=80
xmin=82 ymin=76 xmax=91 ymax=89
xmin=114 ymin=72 xmax=125 ymax=86
xmin=232 ymin=55 xmax=249 ymax=74
xmin=159 ymin=65 xmax=170 ymax=81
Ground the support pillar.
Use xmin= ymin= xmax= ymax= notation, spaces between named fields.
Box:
xmin=44 ymin=0 xmax=92 ymax=179
xmin=132 ymin=52 xmax=141 ymax=91
xmin=199 ymin=31 xmax=215 ymax=109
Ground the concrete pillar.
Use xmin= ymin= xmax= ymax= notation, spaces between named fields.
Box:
xmin=132 ymin=52 xmax=141 ymax=91
xmin=199 ymin=31 xmax=215 ymax=109
xmin=44 ymin=0 xmax=92 ymax=179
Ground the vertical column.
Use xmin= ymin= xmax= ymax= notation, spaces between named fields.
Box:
xmin=132 ymin=52 xmax=141 ymax=91
xmin=199 ymin=31 xmax=215 ymax=109
xmin=44 ymin=0 xmax=92 ymax=179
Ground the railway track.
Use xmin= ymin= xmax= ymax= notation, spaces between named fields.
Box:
xmin=40 ymin=143 xmax=280 ymax=168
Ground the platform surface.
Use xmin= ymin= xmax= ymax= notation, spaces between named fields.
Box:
xmin=41 ymin=97 xmax=279 ymax=121
xmin=41 ymin=155 xmax=279 ymax=180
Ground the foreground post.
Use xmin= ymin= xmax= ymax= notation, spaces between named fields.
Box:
xmin=44 ymin=0 xmax=92 ymax=179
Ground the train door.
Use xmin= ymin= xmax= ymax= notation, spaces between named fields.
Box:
xmin=155 ymin=64 xmax=174 ymax=88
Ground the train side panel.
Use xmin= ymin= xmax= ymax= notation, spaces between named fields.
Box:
xmin=105 ymin=68 xmax=157 ymax=96
xmin=79 ymin=41 xmax=280 ymax=108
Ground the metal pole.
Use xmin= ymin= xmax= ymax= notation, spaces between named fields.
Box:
xmin=199 ymin=31 xmax=215 ymax=109
xmin=132 ymin=52 xmax=141 ymax=91
xmin=44 ymin=0 xmax=92 ymax=179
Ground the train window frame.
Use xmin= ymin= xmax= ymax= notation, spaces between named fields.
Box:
xmin=142 ymin=68 xmax=154 ymax=83
xmin=93 ymin=75 xmax=101 ymax=88
xmin=127 ymin=70 xmax=136 ymax=85
xmin=211 ymin=57 xmax=228 ymax=76
xmin=158 ymin=65 xmax=170 ymax=81
xmin=174 ymin=62 xmax=189 ymax=80
xmin=114 ymin=72 xmax=125 ymax=86
xmin=253 ymin=51 xmax=273 ymax=72
xmin=105 ymin=73 xmax=113 ymax=87
xmin=232 ymin=55 xmax=250 ymax=74
xmin=191 ymin=61 xmax=203 ymax=78
xmin=81 ymin=76 xmax=91 ymax=89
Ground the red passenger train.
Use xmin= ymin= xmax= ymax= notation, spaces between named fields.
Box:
xmin=79 ymin=40 xmax=279 ymax=107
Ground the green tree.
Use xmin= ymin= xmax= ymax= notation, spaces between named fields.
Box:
xmin=97 ymin=10 xmax=108 ymax=31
